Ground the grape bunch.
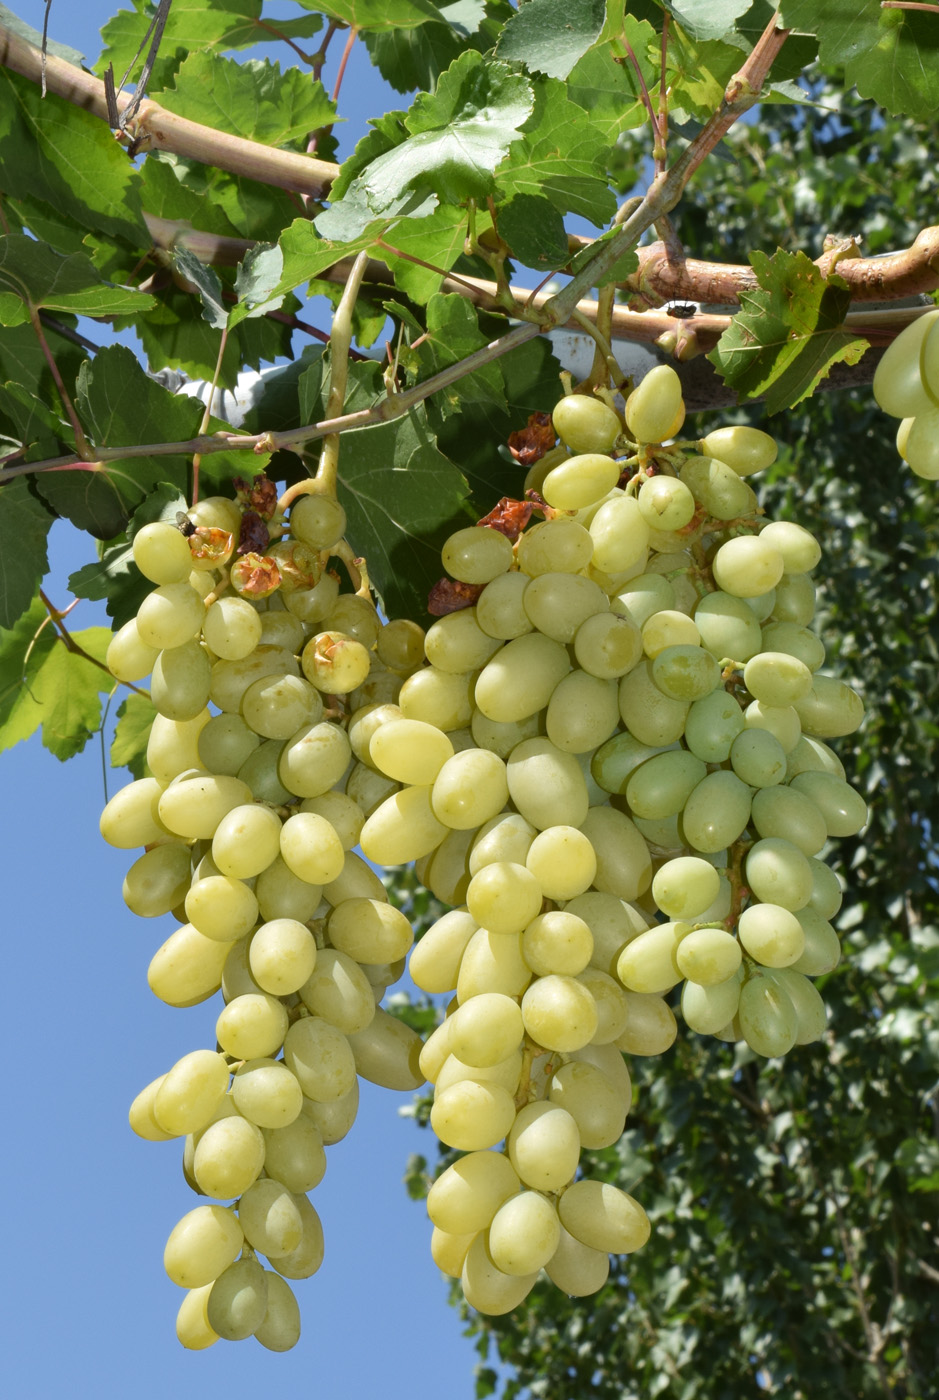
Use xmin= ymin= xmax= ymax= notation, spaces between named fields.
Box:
xmin=873 ymin=307 xmax=939 ymax=479
xmin=344 ymin=366 xmax=866 ymax=1315
xmin=101 ymin=487 xmax=427 ymax=1350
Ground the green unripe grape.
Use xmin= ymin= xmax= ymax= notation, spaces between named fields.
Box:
xmin=872 ymin=308 xmax=939 ymax=417
xmin=122 ymin=841 xmax=192 ymax=918
xmin=625 ymin=365 xmax=685 ymax=443
xmin=729 ymin=728 xmax=787 ymax=787
xmin=626 ymin=749 xmax=707 ymax=819
xmin=637 ymin=475 xmax=696 ymax=531
xmin=542 ymin=453 xmax=622 ymax=510
xmin=681 ymin=970 xmax=742 ymax=1035
xmin=738 ymin=972 xmax=798 ymax=1056
xmin=652 ymin=644 xmax=721 ymax=701
xmin=681 ymin=771 xmax=752 ymax=853
xmin=745 ymin=837 xmax=813 ymax=911
xmin=546 ymin=670 xmax=620 ymax=753
xmin=254 ymin=1272 xmax=302 ymax=1352
xmin=711 ymin=535 xmax=785 ymax=598
xmin=523 ymin=572 xmax=608 ymax=642
xmin=679 ymin=456 xmax=756 ymax=520
xmin=789 ymin=771 xmax=868 ymax=836
xmin=151 ymin=641 xmax=212 ymax=721
xmin=771 ymin=572 xmax=816 ymax=625
xmin=552 ymin=393 xmax=622 ymax=453
xmin=684 ymin=689 xmax=745 ymax=763
xmin=750 ymin=785 xmax=828 ymax=855
xmin=238 ymin=739 xmax=292 ymax=806
xmin=612 ymin=572 xmax=675 ymax=627
xmin=759 ymin=622 xmax=825 ymax=672
xmin=698 ymin=425 xmax=778 ymax=476
xmin=290 ymin=492 xmax=347 ymax=548
xmin=206 ymin=1256 xmax=268 ymax=1341
xmin=693 ymin=591 xmax=762 ymax=662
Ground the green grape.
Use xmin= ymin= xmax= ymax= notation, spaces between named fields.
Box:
xmin=431 ymin=748 xmax=509 ymax=829
xmin=133 ymin=520 xmax=194 ymax=585
xmin=153 ymin=1051 xmax=229 ymax=1136
xmin=202 ymin=596 xmax=263 ymax=661
xmin=427 ymin=1151 xmax=520 ymax=1235
xmin=148 ymin=922 xmax=230 ymax=1008
xmin=750 ymin=784 xmax=828 ymax=855
xmin=475 ymin=633 xmax=571 ymax=724
xmin=872 ymin=308 xmax=939 ymax=417
xmin=435 ymin=1050 xmax=523 ymax=1099
xmin=248 ymin=918 xmax=317 ymax=996
xmin=552 ymin=392 xmax=621 ymax=453
xmin=100 ymin=776 xmax=169 ymax=849
xmin=576 ymin=967 xmax=628 ymax=1042
xmin=698 ymin=425 xmax=778 ymax=476
xmin=424 ymin=608 xmax=502 ymax=673
xmin=210 ymin=646 xmax=301 ymax=713
xmin=410 ymin=910 xmax=478 ymax=993
xmin=805 ymin=857 xmax=843 ymax=920
xmin=300 ymin=792 xmax=364 ymax=850
xmin=522 ymin=910 xmax=593 ymax=977
xmin=760 ymin=622 xmax=825 ymax=672
xmin=241 ymin=673 xmax=320 ymax=740
xmin=521 ymin=974 xmax=599 ymax=1051
xmin=525 ymin=825 xmax=597 ymax=901
xmin=507 ymin=1101 xmax=581 ymax=1193
xmin=189 ymin=495 xmax=241 ymax=535
xmin=579 ymin=805 xmax=652 ymax=901
xmin=615 ymin=992 xmax=677 ymax=1055
xmin=591 ymin=730 xmax=671 ymax=794
xmin=176 ymin=1284 xmax=219 ymax=1351
xmin=711 ymin=535 xmax=785 ymax=598
xmin=475 ymin=572 xmax=534 ymax=640
xmin=284 ymin=1019 xmax=356 ymax=1103
xmin=573 ymin=610 xmax=643 ymax=679
xmin=237 ymin=739 xmax=291 ymax=806
xmin=107 ymin=617 xmax=160 ymax=683
xmin=770 ymin=572 xmax=816 ymax=625
xmin=744 ymin=700 xmax=802 ymax=753
xmin=694 ymin=591 xmax=762 ymax=663
xmin=470 ymin=813 xmax=536 ymax=872
xmin=488 ymin=1190 xmax=561 ymax=1276
xmin=523 ymin=572 xmax=608 ymax=643
xmin=785 ymin=734 xmax=846 ymax=781
xmin=743 ymin=588 xmax=777 ymax=622
xmin=772 ymin=967 xmax=827 ymax=1043
xmin=641 ymin=609 xmax=700 ymax=658
xmin=652 ymin=855 xmax=720 ymax=920
xmin=738 ymin=902 xmax=805 ymax=967
xmin=442 ymin=525 xmax=515 ymax=584
xmin=675 ymin=927 xmax=742 ymax=985
xmin=679 ymin=456 xmax=756 ymax=520
xmin=625 ymin=365 xmax=685 ymax=443
xmin=616 ymin=921 xmax=689 ymax=994
xmin=254 ymin=1272 xmax=302 ymax=1352
xmin=681 ymin=971 xmax=742 ymax=1035
xmin=618 ymin=660 xmax=690 ymax=746
xmin=431 ymin=1080 xmax=517 ymax=1151
xmin=147 ymin=711 xmax=212 ymax=784
xmin=323 ymin=851 xmax=388 ymax=904
xmin=129 ymin=1075 xmax=176 ymax=1142
xmin=193 ymin=1115 xmax=266 ymax=1200
xmin=211 ymin=804 xmax=282 ymax=880
xmin=197 ymin=713 xmax=260 ymax=775
xmin=743 ymin=651 xmax=813 ymax=706
xmin=547 ymin=1059 xmax=626 ymax=1148
xmin=122 ymin=841 xmax=192 ymax=918
xmin=284 ymin=572 xmax=340 ymax=625
xmin=681 ymin=770 xmax=752 ymax=852
xmin=254 ymin=855 xmax=322 ymax=924
xmin=545 ymin=1223 xmax=610 ymax=1297
xmin=465 ymin=861 xmax=543 ymax=935
xmin=456 ymin=924 xmax=529 ymax=1000
xmin=359 ymin=785 xmax=448 ymax=865
xmin=902 ymin=408 xmax=939 ymax=478
xmin=789 ymin=771 xmax=868 ymax=836
xmin=462 ymin=1233 xmax=539 ymax=1316
xmin=684 ymin=689 xmax=745 ymax=763
xmin=637 ymin=474 xmax=696 ymax=531
xmin=231 ymin=1058 xmax=304 ymax=1128
xmin=738 ymin=972 xmax=798 ymax=1057
xmin=377 ymin=617 xmax=425 ymax=673
xmin=216 ymin=994 xmax=289 ymax=1061
xmin=546 ymin=670 xmax=620 ymax=754
xmin=542 ymin=452 xmax=622 ymax=510
xmin=558 ymin=1180 xmax=649 ymax=1255
xmin=301 ymin=1081 xmax=359 ymax=1147
xmin=301 ymin=630 xmax=370 ymax=694
xmin=613 ymin=572 xmax=675 ymax=627
xmin=268 ymin=1193 xmax=325 ymax=1280
xmin=345 ymin=1008 xmax=425 ymax=1090
xmin=327 ymin=898 xmax=413 ymax=965
xmin=745 ymin=837 xmax=813 ymax=911
xmin=652 ymin=644 xmax=721 ymax=701
xmin=238 ymin=1178 xmax=303 ymax=1258
xmin=136 ymin=581 xmax=206 ymax=650
xmin=506 ymin=737 xmax=589 ymax=830
xmin=164 ymin=1205 xmax=244 ymax=1289
xmin=278 ymin=720 xmax=352 ymax=799
xmin=185 ymin=873 xmax=259 ymax=942
xmin=289 ymin=491 xmax=347 ymax=549
xmin=588 ymin=494 xmax=651 ymax=575
xmin=729 ymin=728 xmax=787 ymax=787
xmin=626 ymin=749 xmax=708 ymax=819
xmin=300 ymin=947 xmax=376 ymax=1034
xmin=279 ymin=811 xmax=345 ymax=885
xmin=517 ymin=517 xmax=594 ymax=576
xmin=758 ymin=521 xmax=822 ymax=574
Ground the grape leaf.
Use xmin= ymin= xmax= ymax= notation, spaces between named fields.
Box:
xmin=778 ymin=0 xmax=939 ymax=121
xmin=301 ymin=0 xmax=448 ymax=30
xmin=414 ymin=293 xmax=506 ymax=422
xmin=0 ymin=379 xmax=71 ymax=461
xmin=708 ymin=249 xmax=868 ymax=413
xmin=97 ymin=0 xmax=322 ymax=76
xmin=173 ymin=247 xmax=229 ymax=330
xmin=0 ymin=595 xmax=113 ymax=761
xmin=0 ymin=479 xmax=53 ymax=630
xmin=374 ymin=204 xmax=474 ymax=304
xmin=229 ymin=244 xmax=287 ymax=327
xmin=0 ymin=69 xmax=147 ymax=249
xmin=0 ymin=235 xmax=154 ymax=318
xmin=111 ymin=694 xmax=157 ymax=778
xmin=495 ymin=78 xmax=615 ymax=226
xmin=316 ymin=52 xmax=534 ymax=240
xmin=68 ymin=485 xmax=188 ymax=628
xmin=496 ymin=195 xmax=570 ymax=273
xmin=566 ymin=28 xmax=654 ymax=141
xmin=662 ymin=0 xmax=752 ymax=42
xmin=150 ymin=52 xmax=336 ymax=149
xmin=363 ymin=0 xmax=494 ymax=94
xmin=495 ymin=0 xmax=607 ymax=80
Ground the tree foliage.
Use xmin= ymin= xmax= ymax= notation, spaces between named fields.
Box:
xmin=0 ymin=1 xmax=937 ymax=1394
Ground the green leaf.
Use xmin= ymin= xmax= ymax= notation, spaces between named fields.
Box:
xmin=172 ymin=247 xmax=228 ymax=330
xmin=316 ymin=52 xmax=534 ymax=240
xmin=363 ymin=0 xmax=493 ymax=94
xmin=496 ymin=194 xmax=570 ymax=272
xmin=414 ymin=293 xmax=506 ymax=422
xmin=97 ymin=0 xmax=320 ymax=75
xmin=495 ymin=0 xmax=607 ymax=80
xmin=0 ymin=235 xmax=153 ymax=318
xmin=663 ymin=0 xmax=753 ymax=42
xmin=150 ymin=52 xmax=336 ymax=148
xmin=495 ymin=77 xmax=615 ymax=226
xmin=68 ymin=485 xmax=188 ymax=628
xmin=111 ymin=693 xmax=157 ymax=778
xmin=34 ymin=348 xmax=203 ymax=538
xmin=0 ymin=479 xmax=53 ymax=629
xmin=0 ymin=594 xmax=55 ymax=749
xmin=306 ymin=0 xmax=448 ymax=30
xmin=299 ymin=360 xmax=472 ymax=619
xmin=229 ymin=244 xmax=287 ymax=328
xmin=373 ymin=204 xmax=474 ymax=304
xmin=707 ymin=249 xmax=868 ymax=413
xmin=0 ymin=68 xmax=148 ymax=249
xmin=0 ymin=379 xmax=70 ymax=460
xmin=779 ymin=0 xmax=939 ymax=121
xmin=566 ymin=29 xmax=654 ymax=141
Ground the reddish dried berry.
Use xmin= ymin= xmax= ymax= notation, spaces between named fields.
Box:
xmin=507 ymin=412 xmax=555 ymax=466
xmin=233 ymin=474 xmax=278 ymax=520
xmin=238 ymin=510 xmax=270 ymax=555
xmin=427 ymin=578 xmax=485 ymax=616
xmin=477 ymin=497 xmax=533 ymax=542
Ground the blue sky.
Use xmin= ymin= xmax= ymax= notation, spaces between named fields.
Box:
xmin=4 ymin=5 xmax=502 ymax=1396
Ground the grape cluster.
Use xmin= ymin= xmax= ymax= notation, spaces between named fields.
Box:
xmin=873 ymin=307 xmax=939 ymax=479
xmin=101 ymin=490 xmax=426 ymax=1350
xmin=343 ymin=366 xmax=866 ymax=1315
